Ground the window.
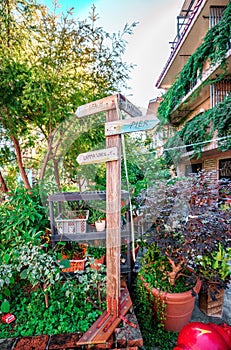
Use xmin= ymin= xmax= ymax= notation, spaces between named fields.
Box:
xmin=209 ymin=6 xmax=226 ymax=28
xmin=185 ymin=163 xmax=202 ymax=176
xmin=210 ymin=79 xmax=231 ymax=108
xmin=219 ymin=158 xmax=231 ymax=180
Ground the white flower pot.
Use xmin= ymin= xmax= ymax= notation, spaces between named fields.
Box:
xmin=95 ymin=220 xmax=106 ymax=232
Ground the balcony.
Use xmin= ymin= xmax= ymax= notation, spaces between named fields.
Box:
xmin=156 ymin=0 xmax=229 ymax=89
xmin=170 ymin=48 xmax=231 ymax=125
xmin=163 ymin=94 xmax=231 ymax=163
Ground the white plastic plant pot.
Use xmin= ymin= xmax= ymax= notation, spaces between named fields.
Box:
xmin=95 ymin=220 xmax=106 ymax=232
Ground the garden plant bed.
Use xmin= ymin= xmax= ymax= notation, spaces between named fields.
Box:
xmin=0 ymin=273 xmax=142 ymax=349
xmin=0 ymin=286 xmax=143 ymax=350
xmin=0 ymin=310 xmax=142 ymax=350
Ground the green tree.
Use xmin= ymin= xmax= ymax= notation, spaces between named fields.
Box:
xmin=0 ymin=0 xmax=136 ymax=191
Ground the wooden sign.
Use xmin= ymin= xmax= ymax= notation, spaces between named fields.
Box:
xmin=75 ymin=95 xmax=118 ymax=118
xmin=75 ymin=93 xmax=141 ymax=118
xmin=105 ymin=114 xmax=159 ymax=136
xmin=118 ymin=94 xmax=142 ymax=117
xmin=77 ymin=147 xmax=119 ymax=165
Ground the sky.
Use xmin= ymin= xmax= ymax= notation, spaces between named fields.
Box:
xmin=41 ymin=0 xmax=182 ymax=111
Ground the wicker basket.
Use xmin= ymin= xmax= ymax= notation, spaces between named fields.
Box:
xmin=56 ymin=210 xmax=89 ymax=234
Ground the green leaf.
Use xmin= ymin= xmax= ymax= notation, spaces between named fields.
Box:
xmin=20 ymin=269 xmax=28 ymax=279
xmin=4 ymin=287 xmax=10 ymax=297
xmin=59 ymin=259 xmax=70 ymax=268
xmin=1 ymin=300 xmax=10 ymax=313
xmin=3 ymin=254 xmax=11 ymax=264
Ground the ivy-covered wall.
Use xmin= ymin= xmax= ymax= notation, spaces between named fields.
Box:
xmin=157 ymin=1 xmax=231 ymax=125
xmin=163 ymin=94 xmax=231 ymax=166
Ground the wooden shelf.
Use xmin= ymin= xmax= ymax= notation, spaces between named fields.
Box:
xmin=51 ymin=226 xmax=130 ymax=243
xmin=49 ymin=190 xmax=131 ymax=243
xmin=48 ymin=190 xmax=129 ymax=202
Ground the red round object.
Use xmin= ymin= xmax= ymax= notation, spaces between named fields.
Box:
xmin=174 ymin=322 xmax=231 ymax=350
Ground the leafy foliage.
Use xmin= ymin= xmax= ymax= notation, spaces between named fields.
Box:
xmin=0 ymin=277 xmax=104 ymax=338
xmin=87 ymin=246 xmax=106 ymax=260
xmin=0 ymin=186 xmax=49 ymax=252
xmin=133 ymin=277 xmax=178 ymax=350
xmin=163 ymin=94 xmax=231 ymax=165
xmin=137 ymin=171 xmax=231 ymax=293
xmin=0 ymin=185 xmax=107 ymax=327
xmin=0 ymin=0 xmax=137 ymax=191
xmin=158 ymin=2 xmax=231 ymax=124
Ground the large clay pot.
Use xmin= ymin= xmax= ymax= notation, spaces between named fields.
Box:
xmin=142 ymin=277 xmax=201 ymax=332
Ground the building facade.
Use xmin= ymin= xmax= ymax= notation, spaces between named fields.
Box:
xmin=155 ymin=0 xmax=231 ymax=180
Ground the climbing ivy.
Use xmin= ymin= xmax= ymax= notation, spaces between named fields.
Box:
xmin=158 ymin=2 xmax=231 ymax=124
xmin=163 ymin=94 xmax=231 ymax=166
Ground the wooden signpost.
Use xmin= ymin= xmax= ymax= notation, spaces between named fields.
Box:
xmin=105 ymin=114 xmax=159 ymax=136
xmin=77 ymin=147 xmax=119 ymax=165
xmin=75 ymin=93 xmax=142 ymax=118
xmin=76 ymin=94 xmax=155 ymax=347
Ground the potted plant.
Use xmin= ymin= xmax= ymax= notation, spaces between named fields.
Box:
xmin=87 ymin=245 xmax=106 ymax=270
xmin=191 ymin=176 xmax=231 ymax=318
xmin=121 ymin=241 xmax=139 ymax=268
xmin=56 ymin=242 xmax=87 ymax=272
xmin=95 ymin=216 xmax=106 ymax=232
xmin=195 ymin=243 xmax=231 ymax=317
xmin=135 ymin=171 xmax=231 ymax=332
xmin=138 ymin=234 xmax=201 ymax=332
xmin=87 ymin=208 xmax=106 ymax=231
xmin=88 ymin=208 xmax=103 ymax=224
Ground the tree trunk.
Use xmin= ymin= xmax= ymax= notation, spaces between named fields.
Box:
xmin=39 ymin=133 xmax=54 ymax=181
xmin=53 ymin=158 xmax=61 ymax=190
xmin=0 ymin=170 xmax=8 ymax=193
xmin=11 ymin=134 xmax=31 ymax=189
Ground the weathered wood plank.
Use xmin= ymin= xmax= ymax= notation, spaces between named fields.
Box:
xmin=76 ymin=311 xmax=113 ymax=345
xmin=75 ymin=94 xmax=141 ymax=118
xmin=77 ymin=147 xmax=119 ymax=165
xmin=105 ymin=114 xmax=159 ymax=136
xmin=118 ymin=94 xmax=142 ymax=117
xmin=75 ymin=95 xmax=118 ymax=117
xmin=106 ymin=108 xmax=121 ymax=316
xmin=76 ymin=285 xmax=132 ymax=346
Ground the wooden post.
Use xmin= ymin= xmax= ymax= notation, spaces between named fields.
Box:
xmin=106 ymin=108 xmax=121 ymax=316
xmin=75 ymin=94 xmax=145 ymax=320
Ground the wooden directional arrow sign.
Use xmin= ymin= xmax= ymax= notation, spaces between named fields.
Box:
xmin=105 ymin=114 xmax=159 ymax=136
xmin=75 ymin=94 xmax=142 ymax=118
xmin=118 ymin=94 xmax=142 ymax=117
xmin=77 ymin=147 xmax=119 ymax=165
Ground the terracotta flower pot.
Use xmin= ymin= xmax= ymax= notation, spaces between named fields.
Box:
xmin=142 ymin=277 xmax=201 ymax=332
xmin=90 ymin=254 xmax=106 ymax=270
xmin=121 ymin=244 xmax=139 ymax=268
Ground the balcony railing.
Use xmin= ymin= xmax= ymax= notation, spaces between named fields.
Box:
xmin=156 ymin=0 xmax=204 ymax=88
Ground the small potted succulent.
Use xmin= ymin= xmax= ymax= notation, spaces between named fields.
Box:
xmin=95 ymin=216 xmax=106 ymax=232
